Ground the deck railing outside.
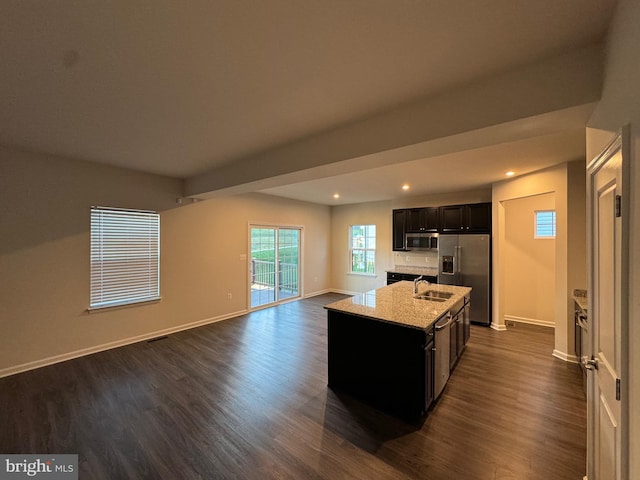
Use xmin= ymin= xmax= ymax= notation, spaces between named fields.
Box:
xmin=251 ymin=259 xmax=298 ymax=291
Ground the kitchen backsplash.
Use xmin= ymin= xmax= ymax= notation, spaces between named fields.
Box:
xmin=393 ymin=251 xmax=438 ymax=268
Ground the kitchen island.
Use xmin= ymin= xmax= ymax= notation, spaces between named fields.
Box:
xmin=324 ymin=281 xmax=471 ymax=422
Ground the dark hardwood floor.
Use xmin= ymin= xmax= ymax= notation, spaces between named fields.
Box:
xmin=0 ymin=294 xmax=586 ymax=479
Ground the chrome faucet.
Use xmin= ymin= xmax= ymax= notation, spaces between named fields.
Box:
xmin=413 ymin=275 xmax=430 ymax=295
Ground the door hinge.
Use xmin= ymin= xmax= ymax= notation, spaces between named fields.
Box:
xmin=615 ymin=195 xmax=622 ymax=217
xmin=616 ymin=378 xmax=621 ymax=401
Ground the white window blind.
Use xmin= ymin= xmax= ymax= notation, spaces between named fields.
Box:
xmin=90 ymin=207 xmax=160 ymax=309
xmin=534 ymin=210 xmax=556 ymax=238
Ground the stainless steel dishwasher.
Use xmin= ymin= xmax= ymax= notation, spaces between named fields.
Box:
xmin=434 ymin=312 xmax=452 ymax=399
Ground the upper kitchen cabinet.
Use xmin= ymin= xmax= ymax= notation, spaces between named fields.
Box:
xmin=392 ymin=209 xmax=409 ymax=251
xmin=407 ymin=207 xmax=439 ymax=233
xmin=439 ymin=203 xmax=491 ymax=234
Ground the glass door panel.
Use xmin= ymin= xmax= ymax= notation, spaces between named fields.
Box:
xmin=250 ymin=227 xmax=276 ymax=308
xmin=277 ymin=229 xmax=299 ymax=301
xmin=250 ymin=226 xmax=301 ymax=309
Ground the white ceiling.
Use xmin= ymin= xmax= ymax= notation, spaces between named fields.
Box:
xmin=0 ymin=0 xmax=617 ymax=204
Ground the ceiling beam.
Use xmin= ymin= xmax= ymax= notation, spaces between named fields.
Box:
xmin=186 ymin=44 xmax=603 ymax=198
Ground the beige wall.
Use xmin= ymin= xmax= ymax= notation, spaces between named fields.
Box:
xmin=0 ymin=148 xmax=331 ymax=375
xmin=503 ymin=193 xmax=556 ymax=326
xmin=331 ymin=190 xmax=493 ymax=294
xmin=567 ymin=159 xmax=587 ymax=295
xmin=586 ymin=0 xmax=640 ymax=473
xmin=392 ymin=188 xmax=492 ymax=209
xmin=330 ymin=201 xmax=392 ymax=294
xmin=492 ymin=163 xmax=580 ymax=360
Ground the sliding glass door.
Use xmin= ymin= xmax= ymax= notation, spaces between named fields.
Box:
xmin=250 ymin=226 xmax=300 ymax=309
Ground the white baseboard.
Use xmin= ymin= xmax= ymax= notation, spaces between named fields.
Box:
xmin=553 ymin=349 xmax=579 ymax=363
xmin=0 ymin=290 xmax=356 ymax=379
xmin=328 ymin=288 xmax=359 ymax=296
xmin=303 ymin=289 xmax=333 ymax=298
xmin=0 ymin=309 xmax=248 ymax=379
xmin=490 ymin=322 xmax=507 ymax=331
xmin=504 ymin=314 xmax=555 ymax=328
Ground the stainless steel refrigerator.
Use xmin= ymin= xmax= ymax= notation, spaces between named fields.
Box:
xmin=438 ymin=234 xmax=491 ymax=325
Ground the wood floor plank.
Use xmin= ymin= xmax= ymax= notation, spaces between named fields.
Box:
xmin=0 ymin=294 xmax=586 ymax=479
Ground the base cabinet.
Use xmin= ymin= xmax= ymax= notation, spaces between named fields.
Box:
xmin=424 ymin=335 xmax=435 ymax=411
xmin=328 ymin=310 xmax=435 ymax=422
xmin=387 ymin=272 xmax=437 ymax=285
xmin=448 ymin=297 xmax=471 ymax=370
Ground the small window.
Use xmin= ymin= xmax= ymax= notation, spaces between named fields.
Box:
xmin=90 ymin=207 xmax=160 ymax=309
xmin=535 ymin=210 xmax=556 ymax=238
xmin=350 ymin=225 xmax=376 ymax=274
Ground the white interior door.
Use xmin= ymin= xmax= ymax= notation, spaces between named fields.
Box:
xmin=587 ymin=132 xmax=627 ymax=480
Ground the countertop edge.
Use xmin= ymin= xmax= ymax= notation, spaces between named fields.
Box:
xmin=324 ymin=282 xmax=472 ymax=331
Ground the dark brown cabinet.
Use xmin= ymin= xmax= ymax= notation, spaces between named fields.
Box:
xmin=394 ymin=203 xmax=490 ymax=248
xmin=449 ymin=313 xmax=458 ymax=371
xmin=327 ymin=310 xmax=436 ymax=422
xmin=439 ymin=202 xmax=491 ymax=233
xmin=448 ymin=296 xmax=470 ymax=370
xmin=392 ymin=209 xmax=409 ymax=251
xmin=407 ymin=207 xmax=439 ymax=233
xmin=387 ymin=272 xmax=437 ymax=285
xmin=424 ymin=332 xmax=435 ymax=411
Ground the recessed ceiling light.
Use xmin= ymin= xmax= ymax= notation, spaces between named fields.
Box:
xmin=506 ymin=171 xmax=515 ymax=177
xmin=333 ymin=193 xmax=340 ymax=199
xmin=402 ymin=184 xmax=410 ymax=191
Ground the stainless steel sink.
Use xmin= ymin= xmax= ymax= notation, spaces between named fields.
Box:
xmin=414 ymin=295 xmax=447 ymax=302
xmin=414 ymin=290 xmax=454 ymax=302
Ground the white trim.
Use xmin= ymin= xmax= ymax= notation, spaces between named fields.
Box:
xmin=0 ymin=291 xmax=356 ymax=379
xmin=304 ymin=289 xmax=333 ymax=298
xmin=349 ymin=224 xmax=376 ymax=275
xmin=87 ymin=296 xmax=162 ymax=313
xmin=586 ymin=126 xmax=630 ymax=480
xmin=0 ymin=309 xmax=247 ymax=379
xmin=490 ymin=322 xmax=507 ymax=331
xmin=553 ymin=349 xmax=579 ymax=364
xmin=504 ymin=314 xmax=555 ymax=328
xmin=329 ymin=288 xmax=360 ymax=296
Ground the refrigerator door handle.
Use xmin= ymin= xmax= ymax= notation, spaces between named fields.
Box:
xmin=456 ymin=246 xmax=461 ymax=273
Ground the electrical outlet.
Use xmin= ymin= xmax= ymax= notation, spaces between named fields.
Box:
xmin=227 ymin=293 xmax=232 ymax=300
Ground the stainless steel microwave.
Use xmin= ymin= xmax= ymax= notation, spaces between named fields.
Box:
xmin=405 ymin=233 xmax=438 ymax=250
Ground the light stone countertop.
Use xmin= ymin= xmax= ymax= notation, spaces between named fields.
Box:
xmin=324 ymin=281 xmax=472 ymax=330
xmin=386 ymin=266 xmax=439 ymax=277
xmin=573 ymin=289 xmax=588 ymax=314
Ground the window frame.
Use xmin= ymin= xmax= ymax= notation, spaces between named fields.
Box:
xmin=534 ymin=210 xmax=556 ymax=239
xmin=349 ymin=224 xmax=376 ymax=276
xmin=89 ymin=206 xmax=161 ymax=310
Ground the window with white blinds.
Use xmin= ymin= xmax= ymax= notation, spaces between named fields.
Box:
xmin=90 ymin=207 xmax=160 ymax=309
xmin=534 ymin=210 xmax=556 ymax=239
